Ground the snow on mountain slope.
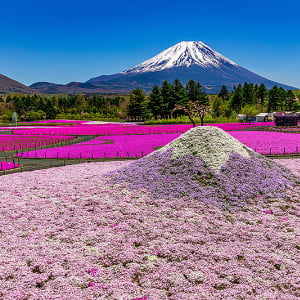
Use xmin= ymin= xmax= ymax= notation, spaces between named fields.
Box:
xmin=121 ymin=41 xmax=238 ymax=74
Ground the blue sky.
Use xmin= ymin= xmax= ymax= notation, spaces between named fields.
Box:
xmin=1 ymin=0 xmax=300 ymax=88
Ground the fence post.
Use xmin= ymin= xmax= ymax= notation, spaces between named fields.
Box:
xmin=269 ymin=148 xmax=271 ymax=155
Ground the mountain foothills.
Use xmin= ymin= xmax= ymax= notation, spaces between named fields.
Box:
xmin=0 ymin=74 xmax=36 ymax=94
xmin=31 ymin=41 xmax=296 ymax=94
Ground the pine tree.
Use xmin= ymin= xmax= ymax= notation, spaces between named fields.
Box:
xmin=74 ymin=95 xmax=87 ymax=113
xmin=44 ymin=98 xmax=58 ymax=119
xmin=186 ymin=79 xmax=209 ymax=105
xmin=243 ymin=83 xmax=255 ymax=105
xmin=160 ymin=80 xmax=173 ymax=118
xmin=257 ymin=83 xmax=267 ymax=110
xmin=148 ymin=85 xmax=162 ymax=119
xmin=212 ymin=97 xmax=224 ymax=117
xmin=127 ymin=88 xmax=148 ymax=121
xmin=172 ymin=79 xmax=188 ymax=106
xmin=268 ymin=85 xmax=280 ymax=112
xmin=278 ymin=87 xmax=287 ymax=111
xmin=230 ymin=83 xmax=243 ymax=113
xmin=285 ymin=90 xmax=296 ymax=111
xmin=172 ymin=79 xmax=188 ymax=117
xmin=218 ymin=85 xmax=229 ymax=101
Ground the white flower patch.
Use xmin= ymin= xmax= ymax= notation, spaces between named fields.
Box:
xmin=158 ymin=126 xmax=251 ymax=173
xmin=186 ymin=270 xmax=206 ymax=283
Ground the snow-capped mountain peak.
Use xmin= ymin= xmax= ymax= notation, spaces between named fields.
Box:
xmin=122 ymin=41 xmax=237 ymax=74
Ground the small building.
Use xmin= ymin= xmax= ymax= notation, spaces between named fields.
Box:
xmin=255 ymin=113 xmax=269 ymax=122
xmin=237 ymin=114 xmax=247 ymax=121
xmin=275 ymin=115 xmax=298 ymax=127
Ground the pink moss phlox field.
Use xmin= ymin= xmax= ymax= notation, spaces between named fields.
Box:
xmin=0 ymin=159 xmax=299 ymax=299
xmin=15 ymin=130 xmax=300 ymax=158
xmin=0 ymin=161 xmax=19 ymax=170
xmin=15 ymin=134 xmax=180 ymax=158
xmin=10 ymin=122 xmax=273 ymax=136
xmin=230 ymin=131 xmax=300 ymax=154
xmin=0 ymin=135 xmax=75 ymax=151
xmin=20 ymin=120 xmax=86 ymax=124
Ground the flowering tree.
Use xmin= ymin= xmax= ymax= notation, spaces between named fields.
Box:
xmin=172 ymin=101 xmax=212 ymax=127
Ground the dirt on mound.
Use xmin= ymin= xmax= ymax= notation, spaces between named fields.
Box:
xmin=109 ymin=126 xmax=295 ymax=208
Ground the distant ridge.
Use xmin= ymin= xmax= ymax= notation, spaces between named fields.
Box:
xmin=31 ymin=41 xmax=298 ymax=94
xmin=0 ymin=74 xmax=37 ymax=94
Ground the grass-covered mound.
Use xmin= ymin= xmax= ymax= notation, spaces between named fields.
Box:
xmin=109 ymin=126 xmax=295 ymax=208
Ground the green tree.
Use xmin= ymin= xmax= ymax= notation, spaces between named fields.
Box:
xmin=240 ymin=105 xmax=259 ymax=123
xmin=230 ymin=83 xmax=243 ymax=113
xmin=74 ymin=95 xmax=87 ymax=113
xmin=172 ymin=79 xmax=188 ymax=106
xmin=268 ymin=85 xmax=280 ymax=112
xmin=278 ymin=87 xmax=287 ymax=111
xmin=127 ymin=88 xmax=149 ymax=121
xmin=160 ymin=80 xmax=174 ymax=118
xmin=172 ymin=79 xmax=188 ymax=117
xmin=44 ymin=98 xmax=58 ymax=119
xmin=256 ymin=83 xmax=267 ymax=110
xmin=212 ymin=97 xmax=224 ymax=117
xmin=148 ymin=85 xmax=163 ymax=119
xmin=12 ymin=95 xmax=26 ymax=114
xmin=285 ymin=90 xmax=297 ymax=111
xmin=243 ymin=83 xmax=255 ymax=105
xmin=186 ymin=79 xmax=209 ymax=105
xmin=218 ymin=85 xmax=230 ymax=101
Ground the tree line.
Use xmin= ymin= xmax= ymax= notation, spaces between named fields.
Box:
xmin=0 ymin=94 xmax=127 ymax=121
xmin=214 ymin=83 xmax=298 ymax=117
xmin=127 ymin=79 xmax=209 ymax=120
xmin=0 ymin=80 xmax=298 ymax=122
xmin=127 ymin=81 xmax=299 ymax=121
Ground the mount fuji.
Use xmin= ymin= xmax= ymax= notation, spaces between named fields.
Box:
xmin=31 ymin=41 xmax=297 ymax=94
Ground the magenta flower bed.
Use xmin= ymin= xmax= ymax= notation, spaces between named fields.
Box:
xmin=15 ymin=130 xmax=300 ymax=158
xmin=0 ymin=161 xmax=19 ymax=170
xmin=0 ymin=135 xmax=75 ymax=152
xmin=230 ymin=131 xmax=300 ymax=154
xmin=15 ymin=134 xmax=180 ymax=158
xmin=10 ymin=122 xmax=273 ymax=136
xmin=20 ymin=119 xmax=86 ymax=124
